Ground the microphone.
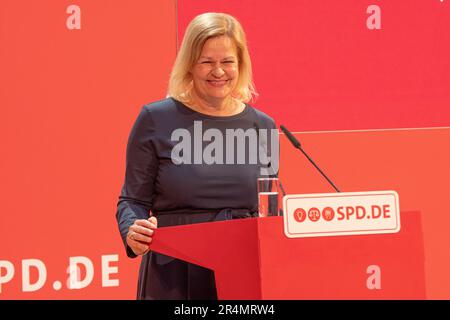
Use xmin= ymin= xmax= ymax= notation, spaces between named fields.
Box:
xmin=253 ymin=122 xmax=286 ymax=197
xmin=280 ymin=125 xmax=341 ymax=193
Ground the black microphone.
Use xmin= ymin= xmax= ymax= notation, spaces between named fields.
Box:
xmin=253 ymin=122 xmax=286 ymax=197
xmin=280 ymin=125 xmax=341 ymax=193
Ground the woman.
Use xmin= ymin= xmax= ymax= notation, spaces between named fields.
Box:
xmin=116 ymin=12 xmax=277 ymax=300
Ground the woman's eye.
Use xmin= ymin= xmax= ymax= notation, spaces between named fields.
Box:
xmin=223 ymin=61 xmax=234 ymax=64
xmin=201 ymin=61 xmax=211 ymax=64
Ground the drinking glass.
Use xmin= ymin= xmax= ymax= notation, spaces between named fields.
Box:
xmin=257 ymin=177 xmax=281 ymax=217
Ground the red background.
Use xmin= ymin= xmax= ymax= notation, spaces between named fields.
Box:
xmin=0 ymin=0 xmax=449 ymax=299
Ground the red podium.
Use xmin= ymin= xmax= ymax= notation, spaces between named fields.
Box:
xmin=149 ymin=211 xmax=426 ymax=299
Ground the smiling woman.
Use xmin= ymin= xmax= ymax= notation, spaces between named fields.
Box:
xmin=116 ymin=12 xmax=278 ymax=300
xmin=168 ymin=12 xmax=257 ymax=116
xmin=189 ymin=35 xmax=240 ymax=115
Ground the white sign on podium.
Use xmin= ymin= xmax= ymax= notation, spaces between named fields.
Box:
xmin=283 ymin=191 xmax=400 ymax=238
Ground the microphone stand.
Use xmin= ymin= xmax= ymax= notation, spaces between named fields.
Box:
xmin=280 ymin=125 xmax=341 ymax=193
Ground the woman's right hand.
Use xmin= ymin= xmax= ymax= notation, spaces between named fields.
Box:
xmin=126 ymin=216 xmax=158 ymax=256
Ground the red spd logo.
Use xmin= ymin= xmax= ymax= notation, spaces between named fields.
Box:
xmin=322 ymin=207 xmax=335 ymax=221
xmin=308 ymin=208 xmax=321 ymax=222
xmin=293 ymin=208 xmax=307 ymax=223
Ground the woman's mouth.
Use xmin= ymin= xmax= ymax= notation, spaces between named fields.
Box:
xmin=207 ymin=80 xmax=229 ymax=87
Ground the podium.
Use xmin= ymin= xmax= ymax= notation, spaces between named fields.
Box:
xmin=149 ymin=211 xmax=426 ymax=299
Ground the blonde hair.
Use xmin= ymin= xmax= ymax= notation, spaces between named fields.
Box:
xmin=168 ymin=12 xmax=258 ymax=103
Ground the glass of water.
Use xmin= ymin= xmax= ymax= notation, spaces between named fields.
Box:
xmin=257 ymin=177 xmax=281 ymax=217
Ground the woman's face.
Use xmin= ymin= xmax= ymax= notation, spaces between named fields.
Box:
xmin=190 ymin=36 xmax=239 ymax=104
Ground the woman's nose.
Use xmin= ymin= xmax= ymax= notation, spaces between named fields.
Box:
xmin=211 ymin=66 xmax=225 ymax=77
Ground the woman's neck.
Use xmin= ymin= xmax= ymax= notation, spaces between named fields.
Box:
xmin=187 ymin=92 xmax=244 ymax=117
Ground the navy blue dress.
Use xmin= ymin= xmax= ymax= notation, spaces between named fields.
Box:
xmin=116 ymin=97 xmax=277 ymax=299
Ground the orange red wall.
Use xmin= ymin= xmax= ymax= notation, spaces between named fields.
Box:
xmin=1 ymin=0 xmax=449 ymax=299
